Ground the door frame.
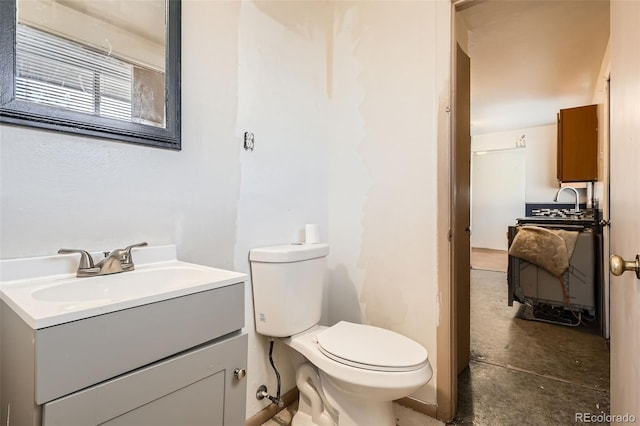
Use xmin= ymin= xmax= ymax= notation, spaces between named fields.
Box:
xmin=435 ymin=1 xmax=462 ymax=420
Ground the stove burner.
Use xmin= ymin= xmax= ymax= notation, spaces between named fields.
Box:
xmin=531 ymin=208 xmax=586 ymax=219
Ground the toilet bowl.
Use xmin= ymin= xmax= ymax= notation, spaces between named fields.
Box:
xmin=249 ymin=243 xmax=433 ymax=426
xmin=282 ymin=322 xmax=432 ymax=426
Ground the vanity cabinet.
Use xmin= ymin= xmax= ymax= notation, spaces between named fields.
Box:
xmin=557 ymin=104 xmax=598 ymax=182
xmin=1 ymin=282 xmax=247 ymax=426
xmin=42 ymin=333 xmax=247 ymax=426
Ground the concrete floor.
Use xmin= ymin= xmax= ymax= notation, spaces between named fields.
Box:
xmin=452 ymin=269 xmax=610 ymax=425
xmin=261 ymin=268 xmax=610 ymax=426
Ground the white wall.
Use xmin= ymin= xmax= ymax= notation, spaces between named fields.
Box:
xmin=233 ymin=1 xmax=330 ymax=417
xmin=471 ymin=149 xmax=525 ymax=250
xmin=472 ymin=124 xmax=566 ymax=203
xmin=0 ymin=1 xmax=243 ymax=269
xmin=1 ymin=0 xmax=330 ymax=419
xmin=328 ymin=0 xmax=450 ymax=405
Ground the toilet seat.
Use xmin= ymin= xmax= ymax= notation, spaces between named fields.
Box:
xmin=316 ymin=321 xmax=428 ymax=372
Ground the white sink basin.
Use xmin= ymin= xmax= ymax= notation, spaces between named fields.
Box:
xmin=32 ymin=266 xmax=218 ymax=303
xmin=0 ymin=246 xmax=247 ymax=329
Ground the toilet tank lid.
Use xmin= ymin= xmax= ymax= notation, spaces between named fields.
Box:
xmin=250 ymin=243 xmax=329 ymax=263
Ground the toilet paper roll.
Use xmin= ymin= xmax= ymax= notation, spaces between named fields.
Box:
xmin=305 ymin=224 xmax=320 ymax=244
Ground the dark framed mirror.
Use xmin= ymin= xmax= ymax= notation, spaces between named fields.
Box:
xmin=0 ymin=0 xmax=181 ymax=150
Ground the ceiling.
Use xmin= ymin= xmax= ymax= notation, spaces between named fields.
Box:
xmin=457 ymin=0 xmax=610 ymax=136
xmin=55 ymin=0 xmax=166 ymax=44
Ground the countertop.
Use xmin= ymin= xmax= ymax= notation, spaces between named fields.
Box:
xmin=0 ymin=245 xmax=247 ymax=328
xmin=516 ymin=216 xmax=598 ymax=227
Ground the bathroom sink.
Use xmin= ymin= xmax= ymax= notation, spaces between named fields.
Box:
xmin=0 ymin=245 xmax=247 ymax=328
xmin=32 ymin=266 xmax=219 ymax=303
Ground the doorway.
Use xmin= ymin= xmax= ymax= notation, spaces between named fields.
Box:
xmin=451 ymin=0 xmax=611 ymax=423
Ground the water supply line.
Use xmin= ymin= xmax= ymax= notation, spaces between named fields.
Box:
xmin=256 ymin=339 xmax=284 ymax=407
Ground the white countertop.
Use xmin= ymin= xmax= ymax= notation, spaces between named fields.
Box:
xmin=0 ymin=245 xmax=247 ymax=329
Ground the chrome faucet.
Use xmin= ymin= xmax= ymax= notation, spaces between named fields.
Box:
xmin=553 ymin=186 xmax=580 ymax=212
xmin=58 ymin=242 xmax=148 ymax=277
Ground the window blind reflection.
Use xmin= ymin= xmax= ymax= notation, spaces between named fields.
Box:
xmin=15 ymin=24 xmax=147 ymax=124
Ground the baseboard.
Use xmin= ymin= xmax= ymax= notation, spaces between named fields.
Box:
xmin=247 ymin=389 xmax=436 ymax=425
xmin=246 ymin=387 xmax=299 ymax=426
xmin=472 ymin=247 xmax=507 ymax=253
xmin=396 ymin=396 xmax=438 ymax=419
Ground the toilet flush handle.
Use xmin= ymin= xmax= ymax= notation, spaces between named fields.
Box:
xmin=610 ymin=254 xmax=640 ymax=279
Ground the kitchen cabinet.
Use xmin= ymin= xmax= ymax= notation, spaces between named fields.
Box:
xmin=557 ymin=104 xmax=598 ymax=182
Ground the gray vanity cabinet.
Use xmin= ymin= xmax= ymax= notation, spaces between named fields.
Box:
xmin=1 ymin=282 xmax=248 ymax=426
xmin=42 ymin=333 xmax=247 ymax=426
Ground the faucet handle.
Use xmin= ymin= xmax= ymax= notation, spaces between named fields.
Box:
xmin=58 ymin=249 xmax=95 ymax=269
xmin=121 ymin=242 xmax=148 ymax=265
xmin=125 ymin=242 xmax=148 ymax=251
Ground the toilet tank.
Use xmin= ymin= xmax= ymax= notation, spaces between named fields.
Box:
xmin=250 ymin=243 xmax=329 ymax=337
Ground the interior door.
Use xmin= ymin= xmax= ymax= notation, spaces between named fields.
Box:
xmin=453 ymin=43 xmax=471 ymax=375
xmin=609 ymin=1 xmax=640 ymax=418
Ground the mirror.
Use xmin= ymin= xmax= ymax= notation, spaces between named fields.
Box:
xmin=0 ymin=0 xmax=181 ymax=149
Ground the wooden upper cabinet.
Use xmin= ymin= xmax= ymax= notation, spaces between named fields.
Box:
xmin=557 ymin=104 xmax=598 ymax=182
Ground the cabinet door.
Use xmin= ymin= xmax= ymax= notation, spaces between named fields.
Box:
xmin=557 ymin=104 xmax=598 ymax=182
xmin=42 ymin=333 xmax=248 ymax=426
xmin=101 ymin=373 xmax=225 ymax=426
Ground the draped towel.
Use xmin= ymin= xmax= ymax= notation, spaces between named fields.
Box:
xmin=508 ymin=225 xmax=579 ymax=277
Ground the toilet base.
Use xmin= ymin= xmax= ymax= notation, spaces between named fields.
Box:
xmin=292 ymin=362 xmax=396 ymax=426
xmin=321 ymin=370 xmax=395 ymax=426
xmin=293 ymin=363 xmax=335 ymax=426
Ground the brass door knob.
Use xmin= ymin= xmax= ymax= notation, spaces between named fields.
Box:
xmin=610 ymin=254 xmax=640 ymax=278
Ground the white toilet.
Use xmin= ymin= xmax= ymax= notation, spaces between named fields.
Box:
xmin=250 ymin=243 xmax=432 ymax=426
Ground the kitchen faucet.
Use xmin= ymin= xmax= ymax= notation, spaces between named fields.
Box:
xmin=553 ymin=186 xmax=580 ymax=212
xmin=58 ymin=242 xmax=148 ymax=277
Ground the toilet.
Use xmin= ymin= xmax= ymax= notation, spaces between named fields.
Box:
xmin=250 ymin=243 xmax=432 ymax=426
